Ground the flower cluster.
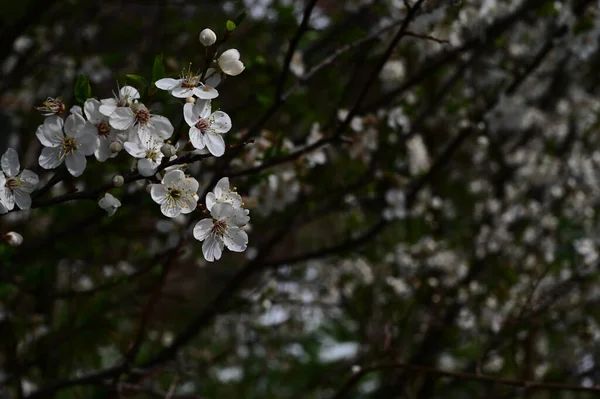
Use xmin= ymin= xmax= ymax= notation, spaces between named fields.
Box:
xmin=2 ymin=27 xmax=250 ymax=263
xmin=193 ymin=177 xmax=250 ymax=262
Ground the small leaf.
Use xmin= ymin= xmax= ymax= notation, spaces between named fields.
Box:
xmin=234 ymin=10 xmax=248 ymax=27
xmin=74 ymin=75 xmax=91 ymax=104
xmin=126 ymin=74 xmax=148 ymax=88
xmin=152 ymin=53 xmax=165 ymax=86
xmin=226 ymin=20 xmax=236 ymax=32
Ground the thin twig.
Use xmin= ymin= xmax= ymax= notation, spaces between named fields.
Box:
xmin=331 ymin=362 xmax=600 ymax=399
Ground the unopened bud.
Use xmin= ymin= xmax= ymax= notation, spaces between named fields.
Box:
xmin=3 ymin=232 xmax=23 ymax=247
xmin=161 ymin=143 xmax=176 ymax=157
xmin=199 ymin=28 xmax=217 ymax=46
xmin=112 ymin=175 xmax=124 ymax=187
xmin=110 ymin=141 xmax=123 ymax=153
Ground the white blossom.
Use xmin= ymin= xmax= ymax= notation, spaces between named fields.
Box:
xmin=98 ymin=193 xmax=121 ymax=216
xmin=155 ymin=66 xmax=219 ymax=100
xmin=0 ymin=149 xmax=38 ymax=212
xmin=183 ymin=99 xmax=231 ymax=156
xmin=193 ymin=202 xmax=249 ymax=262
xmin=109 ymin=102 xmax=173 ymax=145
xmin=36 ymin=114 xmax=98 ymax=177
xmin=150 ymin=170 xmax=199 ymax=217
xmin=218 ymin=49 xmax=245 ymax=76
xmin=123 ymin=136 xmax=164 ymax=177
xmin=99 ymin=85 xmax=140 ymax=117
xmin=81 ymin=98 xmax=119 ymax=162
xmin=407 ymin=134 xmax=430 ymax=175
xmin=206 ymin=177 xmax=242 ymax=211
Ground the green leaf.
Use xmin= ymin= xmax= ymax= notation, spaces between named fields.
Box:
xmin=226 ymin=20 xmax=236 ymax=32
xmin=126 ymin=74 xmax=148 ymax=89
xmin=234 ymin=10 xmax=248 ymax=27
xmin=152 ymin=53 xmax=165 ymax=85
xmin=74 ymin=74 xmax=91 ymax=104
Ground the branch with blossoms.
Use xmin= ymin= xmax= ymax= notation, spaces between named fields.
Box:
xmin=0 ymin=23 xmax=254 ymax=262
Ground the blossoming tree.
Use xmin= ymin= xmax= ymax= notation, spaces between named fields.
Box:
xmin=2 ymin=0 xmax=600 ymax=398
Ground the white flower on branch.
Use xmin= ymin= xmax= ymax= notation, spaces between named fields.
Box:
xmin=0 ymin=149 xmax=39 ymax=212
xmin=37 ymin=114 xmax=98 ymax=177
xmin=98 ymin=192 xmax=121 ymax=216
xmin=110 ymin=102 xmax=173 ymax=145
xmin=82 ymin=98 xmax=120 ymax=162
xmin=206 ymin=177 xmax=243 ymax=211
xmin=183 ymin=99 xmax=231 ymax=157
xmin=150 ymin=170 xmax=199 ymax=217
xmin=193 ymin=203 xmax=249 ymax=262
xmin=99 ymin=85 xmax=140 ymax=117
xmin=155 ymin=65 xmax=219 ymax=100
xmin=123 ymin=136 xmax=164 ymax=177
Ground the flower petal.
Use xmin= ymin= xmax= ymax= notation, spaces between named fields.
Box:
xmin=202 ymin=235 xmax=223 ymax=262
xmin=149 ymin=115 xmax=174 ymax=140
xmin=39 ymin=147 xmax=63 ymax=169
xmin=18 ymin=170 xmax=39 ymax=192
xmin=110 ymin=107 xmax=135 ymax=130
xmin=120 ymin=86 xmax=140 ymax=101
xmin=206 ymin=192 xmax=216 ymax=211
xmin=210 ymin=111 xmax=231 ymax=134
xmin=123 ymin=142 xmax=146 ymax=158
xmin=64 ymin=113 xmax=86 ymax=138
xmin=99 ymin=100 xmax=117 ymax=117
xmin=155 ymin=78 xmax=181 ymax=90
xmin=78 ymin=133 xmax=99 ymax=156
xmin=189 ymin=128 xmax=205 ymax=150
xmin=160 ymin=201 xmax=181 ymax=217
xmin=205 ymin=132 xmax=225 ymax=157
xmin=193 ymin=85 xmax=219 ymax=100
xmin=205 ymin=70 xmax=221 ymax=88
xmin=0 ymin=189 xmax=14 ymax=211
xmin=37 ymin=117 xmax=64 ymax=147
xmin=13 ymin=190 xmax=31 ymax=210
xmin=65 ymin=151 xmax=87 ymax=177
xmin=170 ymin=87 xmax=194 ymax=98
xmin=183 ymin=103 xmax=199 ymax=127
xmin=223 ymin=226 xmax=248 ymax=252
xmin=162 ymin=169 xmax=185 ymax=186
xmin=138 ymin=158 xmax=158 ymax=177
xmin=150 ymin=184 xmax=168 ymax=204
xmin=95 ymin=138 xmax=113 ymax=162
xmin=210 ymin=202 xmax=234 ymax=220
xmin=84 ymin=98 xmax=102 ymax=122
xmin=193 ymin=219 xmax=214 ymax=242
xmin=1 ymin=148 xmax=20 ymax=178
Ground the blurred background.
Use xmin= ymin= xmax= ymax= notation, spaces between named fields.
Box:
xmin=2 ymin=0 xmax=600 ymax=398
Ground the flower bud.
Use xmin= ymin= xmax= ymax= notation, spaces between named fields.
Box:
xmin=199 ymin=28 xmax=217 ymax=46
xmin=186 ymin=96 xmax=196 ymax=104
xmin=112 ymin=175 xmax=125 ymax=187
xmin=110 ymin=141 xmax=123 ymax=153
xmin=3 ymin=232 xmax=23 ymax=247
xmin=218 ymin=49 xmax=245 ymax=76
xmin=161 ymin=143 xmax=176 ymax=157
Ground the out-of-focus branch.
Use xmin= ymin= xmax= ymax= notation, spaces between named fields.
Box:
xmin=275 ymin=0 xmax=319 ymax=100
xmin=330 ymin=362 xmax=600 ymax=399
